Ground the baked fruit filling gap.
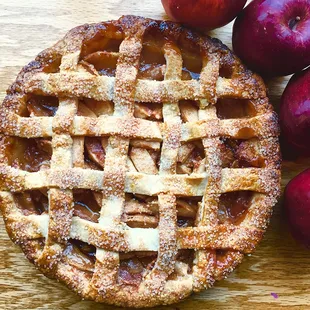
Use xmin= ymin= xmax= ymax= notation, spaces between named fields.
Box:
xmin=220 ymin=138 xmax=267 ymax=168
xmin=216 ymin=98 xmax=257 ymax=119
xmin=179 ymin=33 xmax=202 ymax=80
xmin=26 ymin=94 xmax=59 ymax=117
xmin=217 ymin=191 xmax=254 ymax=225
xmin=118 ymin=251 xmax=157 ymax=286
xmin=138 ymin=32 xmax=166 ymax=81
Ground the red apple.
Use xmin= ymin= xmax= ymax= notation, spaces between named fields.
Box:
xmin=280 ymin=67 xmax=310 ymax=155
xmin=161 ymin=0 xmax=247 ymax=30
xmin=284 ymin=169 xmax=310 ymax=247
xmin=232 ymin=0 xmax=310 ymax=77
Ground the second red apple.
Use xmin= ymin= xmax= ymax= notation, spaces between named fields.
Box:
xmin=233 ymin=0 xmax=310 ymax=76
xmin=161 ymin=0 xmax=247 ymax=30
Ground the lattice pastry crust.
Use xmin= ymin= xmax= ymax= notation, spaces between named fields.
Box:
xmin=0 ymin=16 xmax=281 ymax=307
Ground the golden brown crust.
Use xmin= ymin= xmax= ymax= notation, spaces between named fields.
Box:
xmin=0 ymin=15 xmax=281 ymax=307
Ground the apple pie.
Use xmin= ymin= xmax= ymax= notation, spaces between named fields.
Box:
xmin=0 ymin=15 xmax=281 ymax=307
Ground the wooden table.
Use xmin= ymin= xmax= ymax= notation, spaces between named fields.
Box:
xmin=1 ymin=0 xmax=310 ymax=309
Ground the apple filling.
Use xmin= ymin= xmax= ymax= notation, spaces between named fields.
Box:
xmin=79 ymin=23 xmax=123 ymax=77
xmin=26 ymin=94 xmax=59 ymax=117
xmin=217 ymin=191 xmax=253 ymax=225
xmin=167 ymin=249 xmax=195 ymax=281
xmin=80 ymin=23 xmax=204 ymax=82
xmin=80 ymin=22 xmax=124 ymax=57
xmin=118 ymin=252 xmax=157 ymax=286
xmin=122 ymin=194 xmax=200 ymax=228
xmin=179 ymin=100 xmax=199 ymax=122
xmin=216 ymin=98 xmax=257 ymax=119
xmin=1 ymin=137 xmax=52 ymax=172
xmin=134 ymin=102 xmax=163 ymax=121
xmin=64 ymin=239 xmax=96 ymax=273
xmin=220 ymin=138 xmax=266 ymax=168
xmin=119 ymin=249 xmax=195 ymax=286
xmin=138 ymin=41 xmax=166 ymax=81
xmin=178 ymin=31 xmax=203 ymax=81
xmin=15 ymin=190 xmax=197 ymax=281
xmin=13 ymin=189 xmax=198 ymax=280
xmin=181 ymin=47 xmax=202 ymax=80
xmin=14 ymin=190 xmax=48 ymax=216
xmin=65 ymin=240 xmax=160 ymax=281
xmin=176 ymin=198 xmax=199 ymax=227
xmin=83 ymin=51 xmax=118 ymax=77
xmin=13 ymin=178 xmax=200 ymax=229
xmin=177 ymin=140 xmax=205 ymax=174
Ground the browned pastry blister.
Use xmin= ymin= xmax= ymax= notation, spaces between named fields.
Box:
xmin=0 ymin=15 xmax=281 ymax=307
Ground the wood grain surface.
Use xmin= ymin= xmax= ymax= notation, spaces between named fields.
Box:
xmin=1 ymin=0 xmax=310 ymax=309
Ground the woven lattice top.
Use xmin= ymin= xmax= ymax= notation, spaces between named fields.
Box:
xmin=0 ymin=16 xmax=280 ymax=307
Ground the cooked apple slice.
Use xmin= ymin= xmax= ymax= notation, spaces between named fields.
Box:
xmin=179 ymin=100 xmax=199 ymax=122
xmin=129 ymin=147 xmax=158 ymax=174
xmin=83 ymin=98 xmax=114 ymax=116
xmin=85 ymin=137 xmax=106 ymax=168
